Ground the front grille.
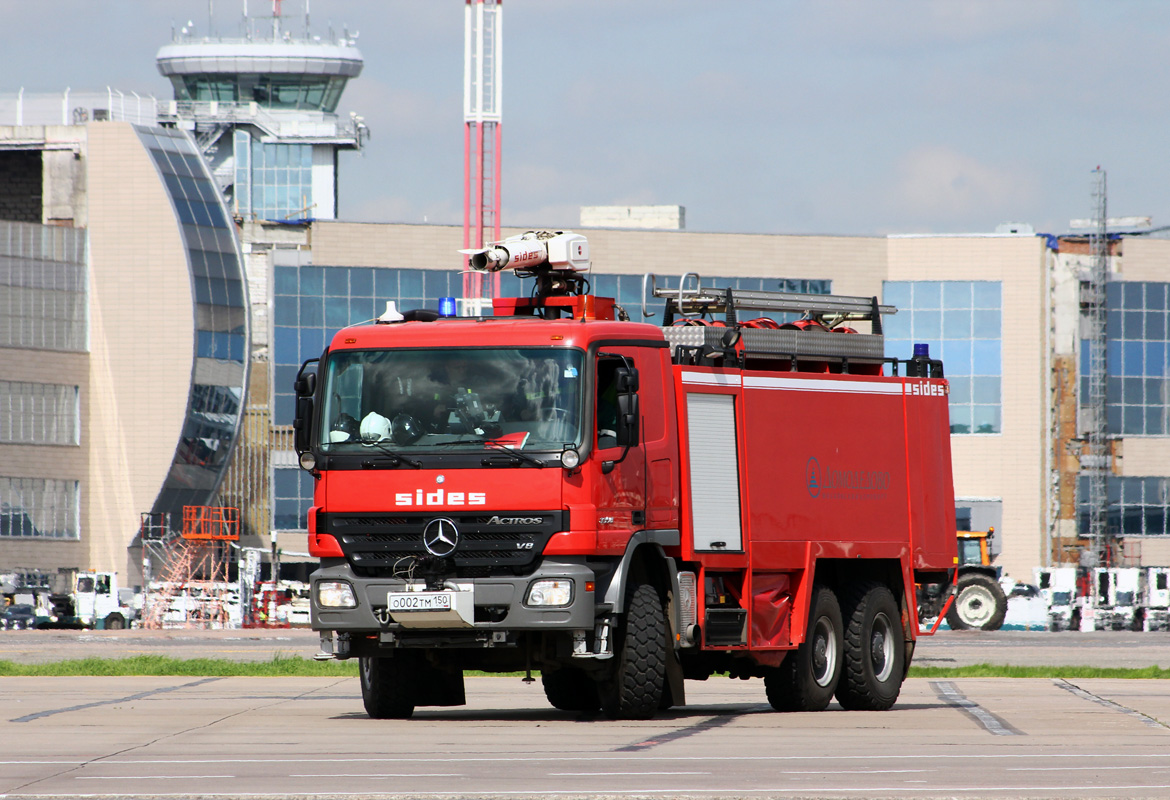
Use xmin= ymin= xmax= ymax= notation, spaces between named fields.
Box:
xmin=320 ymin=510 xmax=567 ymax=578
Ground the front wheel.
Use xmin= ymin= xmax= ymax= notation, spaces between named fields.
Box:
xmin=599 ymin=583 xmax=667 ymax=720
xmin=946 ymin=573 xmax=1007 ymax=631
xmin=103 ymin=613 xmax=126 ymax=630
xmin=836 ymin=582 xmax=905 ymax=711
xmin=765 ymin=584 xmax=842 ymax=712
xmin=359 ymin=655 xmax=416 ymax=719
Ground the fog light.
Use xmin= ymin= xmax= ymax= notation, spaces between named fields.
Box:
xmin=317 ymin=581 xmax=357 ymax=608
xmin=526 ymin=579 xmax=573 ymax=607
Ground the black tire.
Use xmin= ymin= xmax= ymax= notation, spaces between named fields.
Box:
xmin=542 ymin=667 xmax=600 ymax=712
xmin=836 ymin=582 xmax=905 ymax=711
xmin=103 ymin=613 xmax=125 ymax=630
xmin=599 ymin=583 xmax=667 ymax=720
xmin=359 ymin=655 xmax=416 ymax=719
xmin=946 ymin=573 xmax=1007 ymax=631
xmin=765 ymin=584 xmax=843 ymax=712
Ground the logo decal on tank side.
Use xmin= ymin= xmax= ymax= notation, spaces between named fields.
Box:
xmin=805 ymin=457 xmax=891 ymax=502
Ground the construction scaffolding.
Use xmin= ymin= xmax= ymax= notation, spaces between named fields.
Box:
xmin=1082 ymin=168 xmax=1112 ymax=575
xmin=140 ymin=506 xmax=241 ymax=629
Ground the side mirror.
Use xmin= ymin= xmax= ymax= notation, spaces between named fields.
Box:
xmin=615 ymin=366 xmax=639 ymax=394
xmin=295 ymin=372 xmax=316 ymax=397
xmin=616 ymin=391 xmax=639 ymax=447
xmin=293 ymin=358 xmax=319 ymax=454
xmin=294 ymin=397 xmax=313 ymax=454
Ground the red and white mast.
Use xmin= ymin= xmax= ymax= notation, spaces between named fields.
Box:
xmin=462 ymin=0 xmax=502 ymax=314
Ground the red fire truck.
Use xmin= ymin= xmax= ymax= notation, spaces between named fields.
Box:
xmin=297 ymin=231 xmax=957 ymax=719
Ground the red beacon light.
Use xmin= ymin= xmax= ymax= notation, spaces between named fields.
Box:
xmin=461 ymin=231 xmax=615 ymax=321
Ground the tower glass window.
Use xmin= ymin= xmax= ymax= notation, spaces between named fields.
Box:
xmin=1082 ymin=281 xmax=1170 ymax=435
xmin=883 ymin=281 xmax=1002 ymax=434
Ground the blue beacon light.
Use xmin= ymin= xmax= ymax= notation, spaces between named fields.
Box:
xmin=438 ymin=296 xmax=457 ymax=317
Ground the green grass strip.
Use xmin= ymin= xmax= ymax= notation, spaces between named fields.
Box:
xmin=0 ymin=654 xmax=359 ymax=678
xmin=908 ymin=663 xmax=1170 ymax=679
xmin=1 ymin=656 xmax=1167 ymax=680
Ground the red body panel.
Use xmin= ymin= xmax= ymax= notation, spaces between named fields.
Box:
xmin=313 ymin=314 xmax=957 ymax=656
xmin=672 ymin=366 xmax=956 ymax=650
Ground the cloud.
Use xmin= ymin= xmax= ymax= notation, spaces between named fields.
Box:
xmin=893 ymin=146 xmax=1037 ymax=226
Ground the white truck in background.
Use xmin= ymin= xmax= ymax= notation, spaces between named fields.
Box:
xmin=1092 ymin=567 xmax=1144 ymax=631
xmin=1035 ymin=565 xmax=1170 ymax=632
xmin=1035 ymin=566 xmax=1081 ymax=631
xmin=1144 ymin=567 xmax=1170 ymax=631
xmin=45 ymin=570 xmax=138 ymax=629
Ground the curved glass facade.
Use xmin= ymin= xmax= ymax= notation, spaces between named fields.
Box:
xmin=135 ymin=126 xmax=250 ymax=514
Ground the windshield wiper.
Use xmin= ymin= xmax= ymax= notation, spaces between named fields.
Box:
xmin=358 ymin=439 xmax=422 ymax=468
xmin=431 ymin=437 xmax=547 ymax=468
xmin=481 ymin=439 xmax=546 ymax=468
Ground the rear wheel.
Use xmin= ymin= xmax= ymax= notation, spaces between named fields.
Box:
xmin=599 ymin=582 xmax=667 ymax=719
xmin=836 ymin=582 xmax=905 ymax=711
xmin=542 ymin=667 xmax=600 ymax=712
xmin=946 ymin=573 xmax=1007 ymax=631
xmin=359 ymin=654 xmax=416 ymax=719
xmin=765 ymin=584 xmax=842 ymax=712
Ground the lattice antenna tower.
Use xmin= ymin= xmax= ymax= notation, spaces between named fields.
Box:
xmin=1085 ymin=168 xmax=1111 ymax=572
xmin=462 ymin=0 xmax=503 ymax=314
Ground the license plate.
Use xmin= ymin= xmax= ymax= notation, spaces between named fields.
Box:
xmin=388 ymin=591 xmax=453 ymax=612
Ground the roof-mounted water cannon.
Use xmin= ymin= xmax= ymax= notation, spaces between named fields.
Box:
xmin=463 ymin=231 xmax=613 ymax=319
xmin=463 ymin=230 xmax=590 ymax=275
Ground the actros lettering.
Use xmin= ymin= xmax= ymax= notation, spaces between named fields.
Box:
xmin=487 ymin=516 xmax=542 ymax=525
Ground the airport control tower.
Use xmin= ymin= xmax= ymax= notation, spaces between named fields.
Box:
xmin=155 ymin=3 xmax=366 ymax=221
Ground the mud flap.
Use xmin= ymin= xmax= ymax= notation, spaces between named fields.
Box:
xmin=665 ymin=639 xmax=686 ymax=708
xmin=416 ymin=658 xmax=467 ymax=707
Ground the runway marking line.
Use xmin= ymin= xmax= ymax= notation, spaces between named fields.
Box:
xmin=9 ymin=677 xmax=222 ymax=723
xmin=929 ymin=680 xmax=1023 ymax=736
xmin=7 ymin=752 xmax=1170 ymax=766
xmin=289 ymin=773 xmax=462 ymax=778
xmin=8 ymin=784 xmax=1170 ymax=797
xmin=1054 ymin=678 xmax=1170 ymax=730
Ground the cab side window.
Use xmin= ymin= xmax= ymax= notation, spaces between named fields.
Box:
xmin=596 ymin=357 xmax=621 ymax=449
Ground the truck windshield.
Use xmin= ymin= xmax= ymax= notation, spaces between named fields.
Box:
xmin=317 ymin=348 xmax=584 ymax=452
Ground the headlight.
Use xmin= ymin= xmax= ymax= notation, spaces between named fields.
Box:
xmin=299 ymin=451 xmax=317 ymax=471
xmin=317 ymin=581 xmax=357 ymax=608
xmin=526 ymin=579 xmax=573 ymax=607
xmin=560 ymin=449 xmax=580 ymax=469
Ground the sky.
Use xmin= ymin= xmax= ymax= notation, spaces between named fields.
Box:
xmin=4 ymin=1 xmax=1170 ymax=237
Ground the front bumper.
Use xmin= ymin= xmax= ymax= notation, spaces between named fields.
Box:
xmin=311 ymin=557 xmax=598 ymax=634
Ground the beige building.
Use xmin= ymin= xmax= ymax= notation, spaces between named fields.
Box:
xmin=0 ymin=121 xmax=249 ymax=590
xmin=260 ymin=220 xmax=1169 ymax=583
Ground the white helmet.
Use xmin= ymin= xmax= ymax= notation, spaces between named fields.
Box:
xmin=359 ymin=411 xmax=392 ymax=442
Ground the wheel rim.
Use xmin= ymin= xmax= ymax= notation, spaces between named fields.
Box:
xmin=957 ymin=585 xmax=996 ymax=627
xmin=870 ymin=612 xmax=895 ymax=682
xmin=811 ymin=615 xmax=838 ymax=688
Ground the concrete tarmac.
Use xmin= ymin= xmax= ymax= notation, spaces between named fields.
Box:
xmin=1 ymin=673 xmax=1170 ymax=799
xmin=3 ymin=629 xmax=1170 ymax=799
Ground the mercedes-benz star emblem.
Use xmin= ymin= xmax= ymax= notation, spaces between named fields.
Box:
xmin=422 ymin=518 xmax=460 ymax=558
